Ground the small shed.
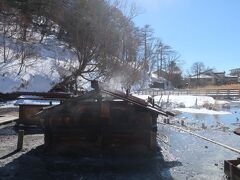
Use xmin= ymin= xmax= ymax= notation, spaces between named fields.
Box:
xmin=34 ymin=81 xmax=172 ymax=155
xmin=15 ymin=95 xmax=60 ymax=126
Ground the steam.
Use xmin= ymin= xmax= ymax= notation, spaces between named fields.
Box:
xmin=107 ymin=75 xmax=128 ymax=91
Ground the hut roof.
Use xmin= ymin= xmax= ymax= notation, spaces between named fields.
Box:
xmin=15 ymin=95 xmax=60 ymax=106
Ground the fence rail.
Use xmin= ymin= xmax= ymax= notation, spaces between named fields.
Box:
xmin=137 ymin=89 xmax=240 ymax=99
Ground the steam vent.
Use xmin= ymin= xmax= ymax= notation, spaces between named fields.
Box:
xmin=35 ymin=81 xmax=170 ymax=155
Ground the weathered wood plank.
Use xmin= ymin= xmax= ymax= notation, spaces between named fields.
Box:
xmin=0 ymin=115 xmax=18 ymax=125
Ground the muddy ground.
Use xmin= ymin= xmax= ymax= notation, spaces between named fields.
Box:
xmin=0 ymin=107 xmax=179 ymax=180
xmin=1 ymin=105 xmax=240 ymax=180
xmin=0 ymin=125 xmax=180 ymax=180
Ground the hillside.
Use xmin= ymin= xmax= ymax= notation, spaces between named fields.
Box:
xmin=0 ymin=35 xmax=78 ymax=93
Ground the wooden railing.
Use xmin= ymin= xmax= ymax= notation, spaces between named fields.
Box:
xmin=137 ymin=89 xmax=240 ymax=99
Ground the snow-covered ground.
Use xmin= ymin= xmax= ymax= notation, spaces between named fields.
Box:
xmin=0 ymin=100 xmax=16 ymax=108
xmin=174 ymin=108 xmax=231 ymax=115
xmin=133 ymin=94 xmax=229 ymax=108
xmin=133 ymin=94 xmax=231 ymax=115
xmin=154 ymin=95 xmax=227 ymax=108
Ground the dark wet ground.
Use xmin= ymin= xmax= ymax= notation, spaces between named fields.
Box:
xmin=0 ymin=128 xmax=179 ymax=180
xmin=0 ymin=102 xmax=240 ymax=179
xmin=0 ymin=121 xmax=178 ymax=180
xmin=161 ymin=102 xmax=240 ymax=179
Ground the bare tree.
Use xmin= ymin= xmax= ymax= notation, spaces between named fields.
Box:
xmin=153 ymin=40 xmax=174 ymax=78
xmin=0 ymin=3 xmax=16 ymax=63
xmin=191 ymin=61 xmax=205 ymax=87
xmin=16 ymin=42 xmax=37 ymax=75
xmin=166 ymin=53 xmax=182 ymax=88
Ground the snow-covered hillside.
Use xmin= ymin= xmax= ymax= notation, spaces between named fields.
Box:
xmin=0 ymin=35 xmax=78 ymax=93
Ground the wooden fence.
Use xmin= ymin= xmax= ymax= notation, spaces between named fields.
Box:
xmin=137 ymin=89 xmax=240 ymax=99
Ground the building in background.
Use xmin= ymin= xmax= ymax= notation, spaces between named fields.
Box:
xmin=189 ymin=69 xmax=239 ymax=87
xmin=150 ymin=67 xmax=182 ymax=89
xmin=230 ymin=68 xmax=240 ymax=77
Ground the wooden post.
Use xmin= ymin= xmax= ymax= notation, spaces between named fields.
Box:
xmin=217 ymin=89 xmax=219 ymax=99
xmin=17 ymin=130 xmax=24 ymax=151
xmin=195 ymin=98 xmax=198 ymax=107
xmin=126 ymin=89 xmax=130 ymax=97
xmin=229 ymin=164 xmax=233 ymax=180
xmin=166 ymin=118 xmax=170 ymax=124
xmin=181 ymin=120 xmax=184 ymax=126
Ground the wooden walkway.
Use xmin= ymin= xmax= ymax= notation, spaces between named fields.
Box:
xmin=0 ymin=115 xmax=18 ymax=125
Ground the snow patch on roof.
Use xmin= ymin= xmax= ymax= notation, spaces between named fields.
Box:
xmin=190 ymin=75 xmax=213 ymax=79
xmin=15 ymin=99 xmax=60 ymax=106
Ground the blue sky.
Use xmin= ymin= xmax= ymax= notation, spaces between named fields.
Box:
xmin=130 ymin=0 xmax=240 ymax=74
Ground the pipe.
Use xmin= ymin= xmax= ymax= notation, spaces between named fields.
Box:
xmin=159 ymin=122 xmax=240 ymax=154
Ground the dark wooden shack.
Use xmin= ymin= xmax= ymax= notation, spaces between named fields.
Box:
xmin=35 ymin=82 xmax=170 ymax=154
xmin=15 ymin=96 xmax=61 ymax=126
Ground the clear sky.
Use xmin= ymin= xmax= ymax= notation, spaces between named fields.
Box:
xmin=130 ymin=0 xmax=240 ymax=74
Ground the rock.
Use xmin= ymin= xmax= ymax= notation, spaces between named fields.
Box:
xmin=179 ymin=103 xmax=185 ymax=108
xmin=214 ymin=163 xmax=218 ymax=166
xmin=237 ymin=164 xmax=240 ymax=169
xmin=205 ymin=146 xmax=208 ymax=149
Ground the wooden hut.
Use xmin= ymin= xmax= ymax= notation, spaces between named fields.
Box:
xmin=35 ymin=81 xmax=171 ymax=154
xmin=15 ymin=96 xmax=61 ymax=126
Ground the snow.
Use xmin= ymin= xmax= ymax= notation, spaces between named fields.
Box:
xmin=133 ymin=94 xmax=226 ymax=108
xmin=0 ymin=101 xmax=16 ymax=108
xmin=15 ymin=99 xmax=60 ymax=106
xmin=0 ymin=32 xmax=154 ymax=93
xmin=133 ymin=94 xmax=231 ymax=115
xmin=19 ymin=75 xmax=55 ymax=92
xmin=154 ymin=95 xmax=216 ymax=108
xmin=190 ymin=74 xmax=213 ymax=79
xmin=232 ymin=100 xmax=240 ymax=103
xmin=0 ymin=76 xmax=19 ymax=93
xmin=15 ymin=95 xmax=60 ymax=105
xmin=151 ymin=73 xmax=166 ymax=82
xmin=132 ymin=94 xmax=150 ymax=101
xmin=174 ymin=108 xmax=231 ymax=115
xmin=215 ymin=100 xmax=230 ymax=105
xmin=18 ymin=95 xmax=43 ymax=99
xmin=0 ymin=35 xmax=78 ymax=93
xmin=225 ymin=75 xmax=238 ymax=78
